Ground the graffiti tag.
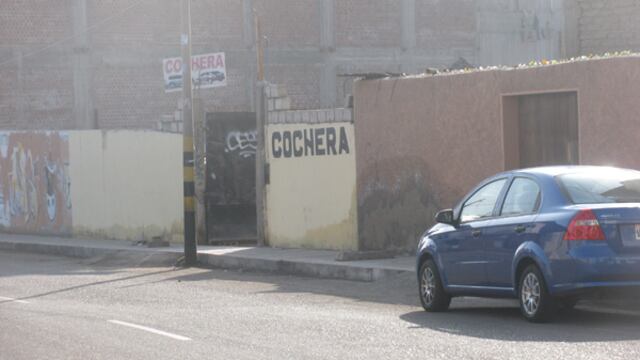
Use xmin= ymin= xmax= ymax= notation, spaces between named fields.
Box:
xmin=225 ymin=130 xmax=257 ymax=158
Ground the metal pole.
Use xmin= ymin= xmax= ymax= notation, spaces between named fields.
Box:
xmin=254 ymin=10 xmax=266 ymax=246
xmin=255 ymin=11 xmax=264 ymax=82
xmin=255 ymin=83 xmax=265 ymax=247
xmin=181 ymin=0 xmax=197 ymax=265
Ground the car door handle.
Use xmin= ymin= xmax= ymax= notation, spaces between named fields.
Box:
xmin=471 ymin=229 xmax=482 ymax=237
xmin=514 ymin=225 xmax=526 ymax=233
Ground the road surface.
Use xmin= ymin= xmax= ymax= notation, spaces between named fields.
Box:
xmin=1 ymin=250 xmax=640 ymax=359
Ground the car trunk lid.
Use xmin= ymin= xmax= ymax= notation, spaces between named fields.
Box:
xmin=590 ymin=204 xmax=640 ymax=252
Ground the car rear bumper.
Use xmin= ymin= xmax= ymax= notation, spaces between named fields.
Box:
xmin=549 ymin=256 xmax=640 ymax=296
xmin=548 ymin=247 xmax=640 ymax=295
xmin=551 ymin=281 xmax=640 ymax=300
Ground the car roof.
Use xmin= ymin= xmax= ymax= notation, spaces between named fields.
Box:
xmin=509 ymin=165 xmax=638 ymax=177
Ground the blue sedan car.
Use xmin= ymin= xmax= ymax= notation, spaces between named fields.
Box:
xmin=417 ymin=166 xmax=640 ymax=322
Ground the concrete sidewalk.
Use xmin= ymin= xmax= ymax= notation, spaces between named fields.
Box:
xmin=0 ymin=234 xmax=414 ymax=282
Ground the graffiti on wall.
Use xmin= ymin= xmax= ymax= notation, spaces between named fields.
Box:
xmin=225 ymin=130 xmax=257 ymax=158
xmin=0 ymin=132 xmax=72 ymax=234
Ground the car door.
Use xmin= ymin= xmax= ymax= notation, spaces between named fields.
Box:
xmin=483 ymin=177 xmax=542 ymax=288
xmin=439 ymin=178 xmax=508 ymax=287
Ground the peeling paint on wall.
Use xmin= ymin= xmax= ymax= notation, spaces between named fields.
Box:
xmin=357 ymin=157 xmax=446 ymax=252
xmin=72 ymin=220 xmax=184 ymax=243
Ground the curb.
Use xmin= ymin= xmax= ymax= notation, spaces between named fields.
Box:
xmin=197 ymin=252 xmax=411 ymax=282
xmin=0 ymin=239 xmax=413 ymax=282
xmin=0 ymin=240 xmax=182 ymax=267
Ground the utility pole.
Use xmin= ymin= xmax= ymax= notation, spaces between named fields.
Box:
xmin=181 ymin=0 xmax=197 ymax=265
xmin=72 ymin=0 xmax=94 ymax=129
xmin=254 ymin=10 xmax=266 ymax=246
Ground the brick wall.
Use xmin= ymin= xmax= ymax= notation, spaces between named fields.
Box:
xmin=336 ymin=0 xmax=402 ymax=47
xmin=254 ymin=0 xmax=320 ymax=48
xmin=577 ymin=0 xmax=640 ymax=54
xmin=1 ymin=0 xmax=573 ymax=130
xmin=415 ymin=0 xmax=476 ymax=53
xmin=89 ymin=0 xmax=250 ymax=129
xmin=0 ymin=0 xmax=74 ymax=129
xmin=0 ymin=0 xmax=72 ymax=44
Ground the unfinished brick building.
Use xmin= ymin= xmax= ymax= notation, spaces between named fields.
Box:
xmin=0 ymin=0 xmax=636 ymax=130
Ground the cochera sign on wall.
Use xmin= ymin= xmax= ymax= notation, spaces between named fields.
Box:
xmin=163 ymin=52 xmax=227 ymax=93
xmin=266 ymin=122 xmax=358 ymax=251
xmin=271 ymin=126 xmax=350 ymax=158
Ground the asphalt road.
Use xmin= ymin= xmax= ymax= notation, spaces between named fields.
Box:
xmin=2 ymin=250 xmax=640 ymax=360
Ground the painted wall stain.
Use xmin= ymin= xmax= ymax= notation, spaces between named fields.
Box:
xmin=301 ymin=197 xmax=358 ymax=251
xmin=269 ymin=189 xmax=358 ymax=251
xmin=73 ymin=220 xmax=184 ymax=243
xmin=357 ymin=157 xmax=449 ymax=252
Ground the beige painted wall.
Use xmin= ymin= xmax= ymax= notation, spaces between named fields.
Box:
xmin=69 ymin=131 xmax=183 ymax=242
xmin=266 ymin=123 xmax=358 ymax=251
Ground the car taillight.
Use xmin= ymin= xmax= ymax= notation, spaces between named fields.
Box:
xmin=563 ymin=209 xmax=605 ymax=241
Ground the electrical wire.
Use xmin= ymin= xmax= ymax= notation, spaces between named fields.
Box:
xmin=0 ymin=0 xmax=149 ymax=68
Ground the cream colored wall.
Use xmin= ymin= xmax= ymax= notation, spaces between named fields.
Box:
xmin=266 ymin=123 xmax=358 ymax=251
xmin=69 ymin=131 xmax=183 ymax=242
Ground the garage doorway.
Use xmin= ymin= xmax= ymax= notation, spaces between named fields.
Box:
xmin=205 ymin=112 xmax=257 ymax=245
xmin=503 ymin=91 xmax=579 ymax=169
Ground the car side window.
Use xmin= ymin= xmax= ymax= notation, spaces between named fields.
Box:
xmin=500 ymin=178 xmax=541 ymax=217
xmin=460 ymin=179 xmax=507 ymax=223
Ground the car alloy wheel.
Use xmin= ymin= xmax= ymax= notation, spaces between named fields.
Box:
xmin=521 ymin=272 xmax=540 ymax=316
xmin=418 ymin=259 xmax=451 ymax=312
xmin=518 ymin=264 xmax=556 ymax=322
xmin=421 ymin=267 xmax=436 ymax=306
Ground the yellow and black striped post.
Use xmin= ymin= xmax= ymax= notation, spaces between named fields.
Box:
xmin=181 ymin=0 xmax=197 ymax=265
xmin=183 ymin=134 xmax=197 ymax=265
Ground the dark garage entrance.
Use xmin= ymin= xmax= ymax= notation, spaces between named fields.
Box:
xmin=503 ymin=91 xmax=579 ymax=169
xmin=205 ymin=112 xmax=257 ymax=245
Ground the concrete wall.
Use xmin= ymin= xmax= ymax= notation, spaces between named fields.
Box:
xmin=69 ymin=131 xmax=183 ymax=242
xmin=476 ymin=0 xmax=578 ymax=65
xmin=265 ymin=109 xmax=357 ymax=251
xmin=0 ymin=130 xmax=183 ymax=242
xmin=353 ymin=55 xmax=640 ymax=252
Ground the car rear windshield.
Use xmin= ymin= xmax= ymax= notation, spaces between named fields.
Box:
xmin=557 ymin=170 xmax=640 ymax=204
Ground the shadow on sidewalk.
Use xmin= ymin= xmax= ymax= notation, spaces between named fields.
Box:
xmin=164 ymin=266 xmax=421 ymax=307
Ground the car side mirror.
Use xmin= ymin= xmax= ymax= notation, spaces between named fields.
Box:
xmin=435 ymin=209 xmax=455 ymax=225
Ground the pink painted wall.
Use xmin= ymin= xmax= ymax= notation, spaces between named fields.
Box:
xmin=353 ymin=56 xmax=640 ymax=251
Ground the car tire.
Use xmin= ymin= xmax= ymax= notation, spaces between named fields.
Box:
xmin=518 ymin=264 xmax=556 ymax=323
xmin=419 ymin=259 xmax=451 ymax=312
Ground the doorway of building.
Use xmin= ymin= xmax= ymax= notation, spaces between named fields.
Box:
xmin=205 ymin=112 xmax=257 ymax=245
xmin=503 ymin=91 xmax=579 ymax=169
